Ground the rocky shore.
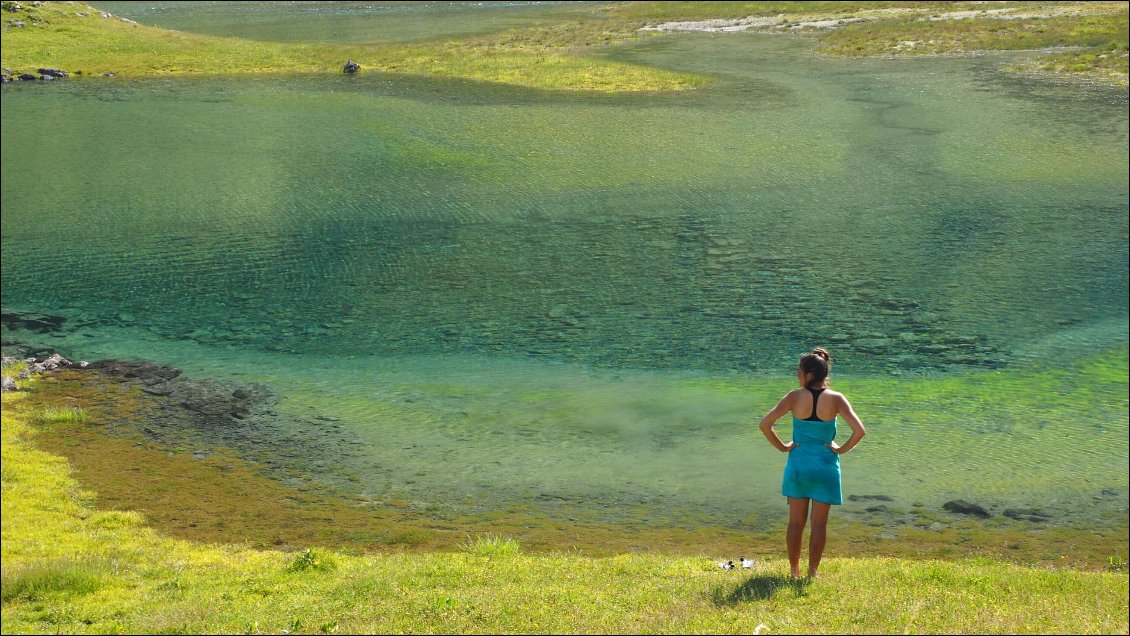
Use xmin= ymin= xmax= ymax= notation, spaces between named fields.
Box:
xmin=1 ymin=339 xmax=373 ymax=495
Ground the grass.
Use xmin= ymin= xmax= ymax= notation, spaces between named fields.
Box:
xmin=2 ymin=1 xmax=1127 ymax=90
xmin=2 ymin=365 xmax=1128 ymax=633
xmin=0 ymin=0 xmax=708 ymax=92
xmin=817 ymin=6 xmax=1129 ymax=82
xmin=27 ymin=406 xmax=89 ymax=425
xmin=617 ymin=1 xmax=1128 ymax=84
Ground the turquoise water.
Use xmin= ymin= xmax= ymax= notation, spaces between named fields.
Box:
xmin=2 ymin=4 xmax=1127 ymax=534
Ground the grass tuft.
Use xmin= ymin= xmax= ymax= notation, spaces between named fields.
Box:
xmin=458 ymin=533 xmax=522 ymax=558
xmin=0 ymin=558 xmax=106 ymax=602
xmin=30 ymin=406 xmax=89 ymax=425
xmin=286 ymin=547 xmax=338 ymax=573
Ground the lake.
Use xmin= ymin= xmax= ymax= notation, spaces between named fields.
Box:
xmin=2 ymin=1 xmax=1127 ymax=543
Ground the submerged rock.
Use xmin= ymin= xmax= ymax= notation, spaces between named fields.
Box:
xmin=848 ymin=494 xmax=894 ymax=502
xmin=1003 ymin=508 xmax=1052 ymax=522
xmin=89 ymin=359 xmax=181 ymax=385
xmin=943 ymin=499 xmax=992 ymax=518
xmin=343 ymin=59 xmax=360 ymax=73
xmin=1 ymin=308 xmax=66 ymax=333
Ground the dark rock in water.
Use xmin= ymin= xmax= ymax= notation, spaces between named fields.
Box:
xmin=343 ymin=59 xmax=360 ymax=73
xmin=848 ymin=494 xmax=894 ymax=502
xmin=38 ymin=74 xmax=54 ymax=81
xmin=1100 ymin=488 xmax=1120 ymax=497
xmin=37 ymin=68 xmax=68 ymax=78
xmin=2 ymin=308 xmax=66 ymax=333
xmin=1 ymin=377 xmax=18 ymax=392
xmin=1 ymin=344 xmax=40 ymax=360
xmin=1003 ymin=508 xmax=1052 ymax=522
xmin=140 ymin=383 xmax=176 ymax=396
xmin=17 ymin=73 xmax=37 ymax=80
xmin=89 ymin=359 xmax=181 ymax=385
xmin=865 ymin=505 xmax=889 ymax=513
xmin=943 ymin=499 xmax=992 ymax=518
xmin=1 ymin=75 xmax=10 ymax=83
xmin=164 ymin=379 xmax=275 ymax=423
xmin=90 ymin=358 xmax=275 ymax=426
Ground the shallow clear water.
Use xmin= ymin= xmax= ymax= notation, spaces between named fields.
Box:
xmin=2 ymin=4 xmax=1127 ymax=534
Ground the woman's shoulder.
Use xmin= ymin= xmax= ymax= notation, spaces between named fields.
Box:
xmin=825 ymin=389 xmax=851 ymax=403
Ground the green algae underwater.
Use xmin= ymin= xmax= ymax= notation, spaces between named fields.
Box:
xmin=1 ymin=2 xmax=1127 ymax=574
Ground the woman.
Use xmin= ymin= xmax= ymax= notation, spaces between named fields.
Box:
xmin=758 ymin=348 xmax=866 ymax=579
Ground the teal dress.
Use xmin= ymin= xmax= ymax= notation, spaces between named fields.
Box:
xmin=782 ymin=415 xmax=842 ymax=505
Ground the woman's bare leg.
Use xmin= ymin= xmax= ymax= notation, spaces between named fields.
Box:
xmin=786 ymin=497 xmax=810 ymax=578
xmin=807 ymin=500 xmax=831 ymax=578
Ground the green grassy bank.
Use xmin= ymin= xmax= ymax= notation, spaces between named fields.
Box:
xmin=0 ymin=1 xmax=706 ymax=92
xmin=2 ymin=1 xmax=1127 ymax=91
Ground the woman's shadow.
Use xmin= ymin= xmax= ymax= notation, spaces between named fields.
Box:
xmin=712 ymin=575 xmax=811 ymax=606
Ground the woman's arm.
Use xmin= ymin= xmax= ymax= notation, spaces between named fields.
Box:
xmin=759 ymin=393 xmax=797 ymax=453
xmin=828 ymin=394 xmax=866 ymax=455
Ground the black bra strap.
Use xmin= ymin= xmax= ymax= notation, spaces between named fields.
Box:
xmin=806 ymin=387 xmax=825 ymax=421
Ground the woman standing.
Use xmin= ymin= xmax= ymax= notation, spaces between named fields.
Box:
xmin=758 ymin=348 xmax=866 ymax=579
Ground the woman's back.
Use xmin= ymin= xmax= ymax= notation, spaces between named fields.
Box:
xmin=791 ymin=387 xmax=841 ymax=423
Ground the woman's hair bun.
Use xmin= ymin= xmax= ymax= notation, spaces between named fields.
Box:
xmin=811 ymin=347 xmax=831 ymax=362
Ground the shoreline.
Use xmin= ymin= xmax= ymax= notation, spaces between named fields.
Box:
xmin=3 ymin=347 xmax=1126 ymax=571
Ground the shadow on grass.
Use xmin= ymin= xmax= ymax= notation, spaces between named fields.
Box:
xmin=711 ymin=575 xmax=811 ymax=606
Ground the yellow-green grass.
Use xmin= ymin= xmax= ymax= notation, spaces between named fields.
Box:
xmin=614 ymin=1 xmax=1128 ymax=85
xmin=3 ymin=383 xmax=1127 ymax=634
xmin=812 ymin=4 xmax=1129 ymax=84
xmin=4 ymin=1 xmax=1128 ymax=91
xmin=0 ymin=1 xmax=708 ymax=92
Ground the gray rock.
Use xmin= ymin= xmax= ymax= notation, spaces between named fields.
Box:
xmin=37 ymin=68 xmax=67 ymax=78
xmin=1 ymin=377 xmax=17 ymax=392
xmin=22 ymin=353 xmax=73 ymax=375
xmin=343 ymin=59 xmax=360 ymax=73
